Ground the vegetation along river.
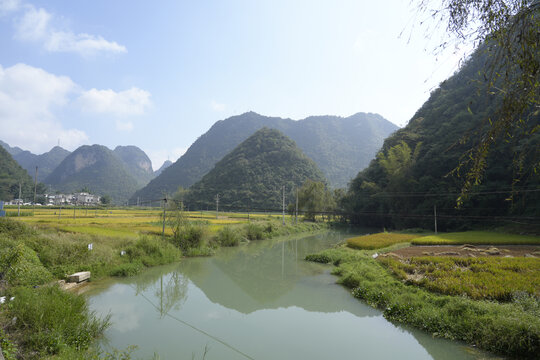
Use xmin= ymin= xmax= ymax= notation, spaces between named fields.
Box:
xmin=86 ymin=231 xmax=493 ymax=359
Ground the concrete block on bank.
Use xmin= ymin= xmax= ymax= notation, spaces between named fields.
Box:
xmin=68 ymin=271 xmax=91 ymax=283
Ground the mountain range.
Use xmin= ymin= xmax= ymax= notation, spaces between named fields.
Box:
xmin=185 ymin=128 xmax=326 ymax=210
xmin=131 ymin=111 xmax=397 ymax=203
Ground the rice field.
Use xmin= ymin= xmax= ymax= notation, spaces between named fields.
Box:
xmin=346 ymin=232 xmax=424 ymax=250
xmin=2 ymin=206 xmax=282 ymax=238
xmin=411 ymin=231 xmax=540 ymax=246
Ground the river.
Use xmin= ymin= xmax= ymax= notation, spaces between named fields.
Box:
xmin=86 ymin=230 xmax=492 ymax=359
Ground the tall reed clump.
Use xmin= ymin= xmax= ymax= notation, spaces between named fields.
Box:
xmin=217 ymin=226 xmax=242 ymax=246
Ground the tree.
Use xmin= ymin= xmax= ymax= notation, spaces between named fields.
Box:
xmin=297 ymin=180 xmax=328 ymax=221
xmin=417 ymin=0 xmax=539 ymax=202
xmin=100 ymin=195 xmax=111 ymax=205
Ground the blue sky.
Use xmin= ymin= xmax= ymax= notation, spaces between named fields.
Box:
xmin=0 ymin=0 xmax=470 ymax=169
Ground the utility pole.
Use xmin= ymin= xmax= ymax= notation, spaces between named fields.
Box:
xmin=215 ymin=194 xmax=219 ymax=219
xmin=282 ymin=185 xmax=285 ymax=225
xmin=162 ymin=197 xmax=167 ymax=238
xmin=33 ymin=166 xmax=38 ymax=215
xmin=434 ymin=204 xmax=438 ymax=234
xmin=18 ymin=182 xmax=21 ymax=217
xmin=295 ymin=187 xmax=298 ymax=225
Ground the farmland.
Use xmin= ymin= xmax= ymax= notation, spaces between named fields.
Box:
xmin=306 ymin=230 xmax=540 ymax=358
xmin=3 ymin=205 xmax=286 ymax=238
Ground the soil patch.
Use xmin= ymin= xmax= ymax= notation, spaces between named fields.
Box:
xmin=384 ymin=244 xmax=540 ymax=258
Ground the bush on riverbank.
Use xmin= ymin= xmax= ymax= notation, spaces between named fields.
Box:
xmin=306 ymin=247 xmax=540 ymax=358
xmin=217 ymin=226 xmax=241 ymax=246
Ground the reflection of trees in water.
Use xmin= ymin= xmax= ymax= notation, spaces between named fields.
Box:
xmin=129 ymin=266 xmax=189 ymax=316
xmin=153 ymin=271 xmax=189 ymax=316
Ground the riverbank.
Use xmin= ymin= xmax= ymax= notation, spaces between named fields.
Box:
xmin=0 ymin=216 xmax=326 ymax=359
xmin=306 ymin=232 xmax=540 ymax=358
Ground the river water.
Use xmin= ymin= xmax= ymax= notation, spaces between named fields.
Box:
xmin=86 ymin=231 xmax=492 ymax=359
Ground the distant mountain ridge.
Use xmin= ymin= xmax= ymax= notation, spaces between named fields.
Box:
xmin=44 ymin=145 xmax=141 ymax=203
xmin=0 ymin=140 xmax=71 ymax=180
xmin=113 ymin=145 xmax=154 ymax=187
xmin=132 ymin=111 xmax=397 ymax=202
xmin=185 ymin=128 xmax=326 ymax=210
xmin=154 ymin=160 xmax=172 ymax=177
xmin=0 ymin=145 xmax=45 ymax=201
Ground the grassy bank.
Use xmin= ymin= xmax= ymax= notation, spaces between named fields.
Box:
xmin=380 ymin=256 xmax=540 ymax=301
xmin=0 ymin=214 xmax=326 ymax=358
xmin=306 ymin=240 xmax=540 ymax=358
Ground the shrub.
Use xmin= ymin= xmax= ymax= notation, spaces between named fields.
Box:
xmin=109 ymin=262 xmax=143 ymax=277
xmin=245 ymin=223 xmax=265 ymax=240
xmin=0 ymin=240 xmax=53 ymax=287
xmin=6 ymin=286 xmax=109 ymax=357
xmin=217 ymin=226 xmax=241 ymax=247
xmin=171 ymin=223 xmax=206 ymax=251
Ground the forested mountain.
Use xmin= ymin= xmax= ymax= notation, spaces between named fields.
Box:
xmin=343 ymin=46 xmax=539 ymax=230
xmin=45 ymin=145 xmax=140 ymax=203
xmin=0 ymin=140 xmax=25 ymax=157
xmin=154 ymin=160 xmax=172 ymax=177
xmin=131 ymin=112 xmax=397 ymax=203
xmin=185 ymin=128 xmax=326 ymax=210
xmin=113 ymin=145 xmax=154 ymax=187
xmin=13 ymin=146 xmax=71 ymax=180
xmin=0 ymin=145 xmax=42 ymax=201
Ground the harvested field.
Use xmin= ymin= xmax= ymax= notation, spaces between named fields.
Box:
xmin=383 ymin=244 xmax=540 ymax=258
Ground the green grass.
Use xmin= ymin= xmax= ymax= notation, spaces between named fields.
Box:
xmin=380 ymin=256 xmax=540 ymax=301
xmin=346 ymin=233 xmax=422 ymax=250
xmin=306 ymin=246 xmax=540 ymax=358
xmin=411 ymin=231 xmax=540 ymax=245
xmin=1 ymin=286 xmax=109 ymax=359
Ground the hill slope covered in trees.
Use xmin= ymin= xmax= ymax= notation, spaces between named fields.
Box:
xmin=45 ymin=145 xmax=140 ymax=203
xmin=343 ymin=47 xmax=539 ymax=230
xmin=0 ymin=145 xmax=40 ymax=201
xmin=185 ymin=128 xmax=326 ymax=210
xmin=113 ymin=145 xmax=154 ymax=187
xmin=131 ymin=112 xmax=396 ymax=203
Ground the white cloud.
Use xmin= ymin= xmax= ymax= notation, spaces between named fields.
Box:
xmin=14 ymin=5 xmax=49 ymax=41
xmin=0 ymin=0 xmax=21 ymax=15
xmin=78 ymin=87 xmax=152 ymax=116
xmin=13 ymin=4 xmax=126 ymax=56
xmin=0 ymin=63 xmax=88 ymax=153
xmin=0 ymin=63 xmax=152 ymax=153
xmin=45 ymin=31 xmax=126 ymax=56
xmin=210 ymin=100 xmax=226 ymax=112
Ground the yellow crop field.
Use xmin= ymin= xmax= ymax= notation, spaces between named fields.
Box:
xmin=3 ymin=206 xmax=259 ymax=238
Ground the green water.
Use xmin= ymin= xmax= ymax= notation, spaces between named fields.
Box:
xmin=87 ymin=231 xmax=491 ymax=359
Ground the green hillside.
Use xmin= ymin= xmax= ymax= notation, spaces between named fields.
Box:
xmin=343 ymin=47 xmax=539 ymax=230
xmin=185 ymin=128 xmax=326 ymax=210
xmin=13 ymin=146 xmax=71 ymax=180
xmin=45 ymin=145 xmax=140 ymax=204
xmin=113 ymin=145 xmax=154 ymax=187
xmin=0 ymin=145 xmax=37 ymax=201
xmin=131 ymin=112 xmax=397 ymax=203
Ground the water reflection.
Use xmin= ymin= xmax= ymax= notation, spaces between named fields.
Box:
xmin=87 ymin=231 xmax=494 ymax=360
